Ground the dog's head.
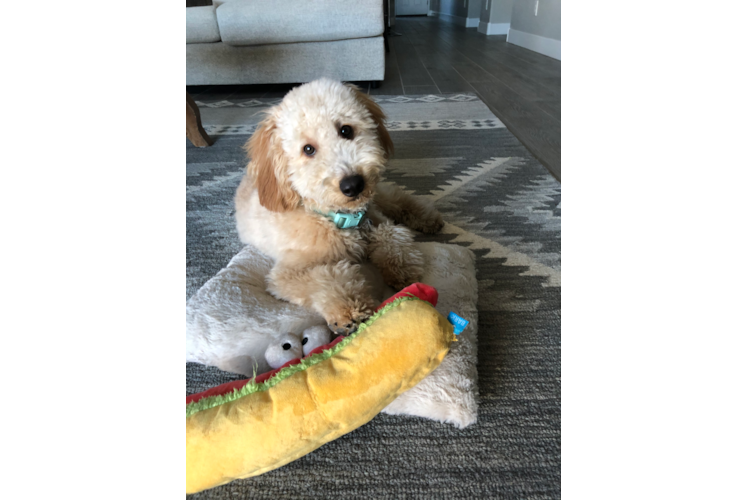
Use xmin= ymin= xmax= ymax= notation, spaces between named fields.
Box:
xmin=244 ymin=79 xmax=393 ymax=213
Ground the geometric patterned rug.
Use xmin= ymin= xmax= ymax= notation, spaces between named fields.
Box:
xmin=187 ymin=92 xmax=561 ymax=499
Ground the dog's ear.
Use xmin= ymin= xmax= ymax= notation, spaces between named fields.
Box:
xmin=348 ymin=85 xmax=394 ymax=159
xmin=243 ymin=115 xmax=300 ymax=212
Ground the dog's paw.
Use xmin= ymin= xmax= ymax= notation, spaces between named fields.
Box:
xmin=325 ymin=302 xmax=374 ymax=336
xmin=381 ymin=266 xmax=422 ymax=291
xmin=409 ymin=212 xmax=444 ymax=234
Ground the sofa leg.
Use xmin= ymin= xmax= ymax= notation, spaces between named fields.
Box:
xmin=186 ymin=92 xmax=213 ymax=148
xmin=371 ymin=81 xmax=381 ymax=89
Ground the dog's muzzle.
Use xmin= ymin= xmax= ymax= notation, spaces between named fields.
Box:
xmin=339 ymin=175 xmax=365 ymax=198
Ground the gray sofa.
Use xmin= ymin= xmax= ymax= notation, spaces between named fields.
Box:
xmin=186 ymin=0 xmax=385 ymax=86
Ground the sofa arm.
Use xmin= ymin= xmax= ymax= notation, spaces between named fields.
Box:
xmin=187 ymin=6 xmax=221 ymax=44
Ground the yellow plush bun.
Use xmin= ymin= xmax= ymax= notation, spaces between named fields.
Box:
xmin=186 ymin=292 xmax=454 ymax=494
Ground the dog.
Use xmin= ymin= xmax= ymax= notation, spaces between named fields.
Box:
xmin=234 ymin=78 xmax=444 ymax=335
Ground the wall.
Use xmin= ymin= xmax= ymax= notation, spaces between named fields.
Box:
xmin=430 ymin=0 xmax=480 ymax=27
xmin=479 ymin=0 xmax=490 ymax=23
xmin=490 ymin=0 xmax=513 ymax=24
xmin=467 ymin=0 xmax=481 ymax=21
xmin=507 ymin=0 xmax=561 ymax=60
xmin=430 ymin=0 xmax=513 ymax=29
xmin=478 ymin=0 xmax=512 ymax=35
xmin=430 ymin=0 xmax=467 ymax=18
xmin=509 ymin=0 xmax=560 ymax=40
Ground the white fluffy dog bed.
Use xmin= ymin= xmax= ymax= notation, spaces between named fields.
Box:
xmin=187 ymin=242 xmax=479 ymax=428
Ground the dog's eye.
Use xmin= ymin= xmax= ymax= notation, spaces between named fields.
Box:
xmin=339 ymin=125 xmax=354 ymax=140
xmin=303 ymin=144 xmax=315 ymax=156
xmin=282 ymin=342 xmax=291 ymax=350
xmin=302 ymin=337 xmax=309 ymax=345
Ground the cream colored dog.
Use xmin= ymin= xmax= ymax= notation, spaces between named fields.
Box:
xmin=234 ymin=79 xmax=443 ymax=335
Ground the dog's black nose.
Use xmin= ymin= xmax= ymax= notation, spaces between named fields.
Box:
xmin=339 ymin=175 xmax=365 ymax=198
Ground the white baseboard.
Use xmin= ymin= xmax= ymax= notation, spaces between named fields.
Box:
xmin=477 ymin=21 xmax=510 ymax=35
xmin=435 ymin=11 xmax=478 ymax=28
xmin=428 ymin=10 xmax=437 ymax=17
xmin=506 ymin=28 xmax=561 ymax=60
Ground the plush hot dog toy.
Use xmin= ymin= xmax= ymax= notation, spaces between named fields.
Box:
xmin=186 ymin=283 xmax=454 ymax=494
xmin=263 ymin=325 xmax=331 ymax=370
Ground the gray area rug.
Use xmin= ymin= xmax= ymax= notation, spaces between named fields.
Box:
xmin=187 ymin=93 xmax=561 ymax=499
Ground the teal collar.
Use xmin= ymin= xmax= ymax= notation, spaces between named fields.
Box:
xmin=315 ymin=209 xmax=367 ymax=229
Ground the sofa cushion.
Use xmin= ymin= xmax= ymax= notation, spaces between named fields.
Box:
xmin=216 ymin=0 xmax=383 ymax=47
xmin=187 ymin=6 xmax=220 ymax=44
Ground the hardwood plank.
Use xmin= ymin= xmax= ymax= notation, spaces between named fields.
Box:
xmin=534 ymin=74 xmax=562 ymax=91
xmin=389 ymin=36 xmax=435 ymax=87
xmin=370 ymin=47 xmax=404 ymax=95
xmin=395 ymin=58 xmax=434 ymax=87
xmin=426 ymin=19 xmax=561 ymax=82
xmin=484 ymin=46 xmax=561 ymax=81
xmin=423 ymin=68 xmax=475 ymax=93
xmin=411 ymin=50 xmax=455 ymax=71
xmin=471 ymin=81 xmax=561 ymax=180
xmin=536 ymin=100 xmax=561 ymax=122
xmin=465 ymin=36 xmax=561 ymax=80
xmin=428 ymin=29 xmax=560 ymax=102
xmin=401 ymin=32 xmax=480 ymax=94
xmin=451 ymin=60 xmax=501 ymax=83
xmin=403 ymin=85 xmax=441 ymax=94
xmin=490 ymin=62 xmax=559 ymax=101
xmin=500 ymin=40 xmax=562 ymax=71
xmin=464 ymin=52 xmax=559 ymax=101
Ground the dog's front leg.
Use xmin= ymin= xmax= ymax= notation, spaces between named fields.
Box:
xmin=367 ymin=221 xmax=425 ymax=290
xmin=374 ymin=183 xmax=444 ymax=234
xmin=267 ymin=261 xmax=377 ymax=335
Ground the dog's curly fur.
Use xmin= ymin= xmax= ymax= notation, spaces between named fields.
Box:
xmin=235 ymin=79 xmax=444 ymax=335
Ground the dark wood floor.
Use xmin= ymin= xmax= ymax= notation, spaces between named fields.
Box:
xmin=188 ymin=16 xmax=561 ymax=180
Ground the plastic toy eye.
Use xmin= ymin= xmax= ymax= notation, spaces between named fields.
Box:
xmin=302 ymin=337 xmax=309 ymax=345
xmin=282 ymin=343 xmax=291 ymax=350
xmin=303 ymin=144 xmax=315 ymax=156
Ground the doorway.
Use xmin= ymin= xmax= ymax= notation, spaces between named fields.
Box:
xmin=395 ymin=0 xmax=429 ymax=16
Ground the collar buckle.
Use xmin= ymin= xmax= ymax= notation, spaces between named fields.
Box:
xmin=331 ymin=210 xmax=366 ymax=229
